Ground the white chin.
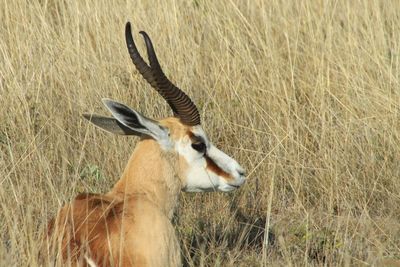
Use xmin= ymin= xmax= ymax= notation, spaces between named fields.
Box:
xmin=183 ymin=184 xmax=238 ymax=192
xmin=218 ymin=184 xmax=238 ymax=192
xmin=182 ymin=186 xmax=217 ymax=192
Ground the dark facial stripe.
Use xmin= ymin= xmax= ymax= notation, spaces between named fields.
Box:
xmin=205 ymin=155 xmax=233 ymax=180
xmin=187 ymin=130 xmax=206 ymax=144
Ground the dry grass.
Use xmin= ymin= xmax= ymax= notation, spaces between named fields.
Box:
xmin=1 ymin=0 xmax=400 ymax=266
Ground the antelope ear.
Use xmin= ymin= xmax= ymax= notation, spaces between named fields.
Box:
xmin=101 ymin=98 xmax=169 ymax=142
xmin=83 ymin=114 xmax=139 ymax=136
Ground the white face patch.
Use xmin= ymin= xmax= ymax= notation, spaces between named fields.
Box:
xmin=175 ymin=126 xmax=246 ymax=192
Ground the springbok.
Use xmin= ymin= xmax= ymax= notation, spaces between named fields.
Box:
xmin=44 ymin=22 xmax=246 ymax=267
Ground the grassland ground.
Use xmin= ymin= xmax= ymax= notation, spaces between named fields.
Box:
xmin=1 ymin=0 xmax=400 ymax=266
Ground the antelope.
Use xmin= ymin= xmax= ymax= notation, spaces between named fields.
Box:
xmin=43 ymin=22 xmax=246 ymax=267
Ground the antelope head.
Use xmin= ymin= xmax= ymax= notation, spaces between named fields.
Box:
xmin=84 ymin=22 xmax=245 ymax=192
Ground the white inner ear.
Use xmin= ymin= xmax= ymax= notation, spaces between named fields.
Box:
xmin=134 ymin=113 xmax=169 ymax=141
xmin=102 ymin=98 xmax=171 ymax=148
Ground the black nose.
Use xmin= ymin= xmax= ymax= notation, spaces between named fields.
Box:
xmin=238 ymin=170 xmax=246 ymax=177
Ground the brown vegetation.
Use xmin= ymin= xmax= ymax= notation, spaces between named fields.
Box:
xmin=1 ymin=0 xmax=400 ymax=266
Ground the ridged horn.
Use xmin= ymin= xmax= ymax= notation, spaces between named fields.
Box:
xmin=125 ymin=22 xmax=158 ymax=89
xmin=125 ymin=22 xmax=201 ymax=126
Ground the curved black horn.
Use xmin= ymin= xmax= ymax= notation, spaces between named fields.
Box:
xmin=125 ymin=22 xmax=157 ymax=89
xmin=125 ymin=22 xmax=201 ymax=126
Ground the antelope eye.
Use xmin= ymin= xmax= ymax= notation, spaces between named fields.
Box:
xmin=191 ymin=142 xmax=206 ymax=154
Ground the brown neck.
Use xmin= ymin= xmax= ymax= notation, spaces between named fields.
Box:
xmin=108 ymin=138 xmax=182 ymax=219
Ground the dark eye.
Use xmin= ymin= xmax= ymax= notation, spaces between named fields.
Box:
xmin=191 ymin=142 xmax=206 ymax=154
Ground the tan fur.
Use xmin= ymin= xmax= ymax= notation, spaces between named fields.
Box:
xmin=43 ymin=118 xmax=191 ymax=267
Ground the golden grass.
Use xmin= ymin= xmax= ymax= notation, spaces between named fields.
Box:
xmin=1 ymin=0 xmax=400 ymax=266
